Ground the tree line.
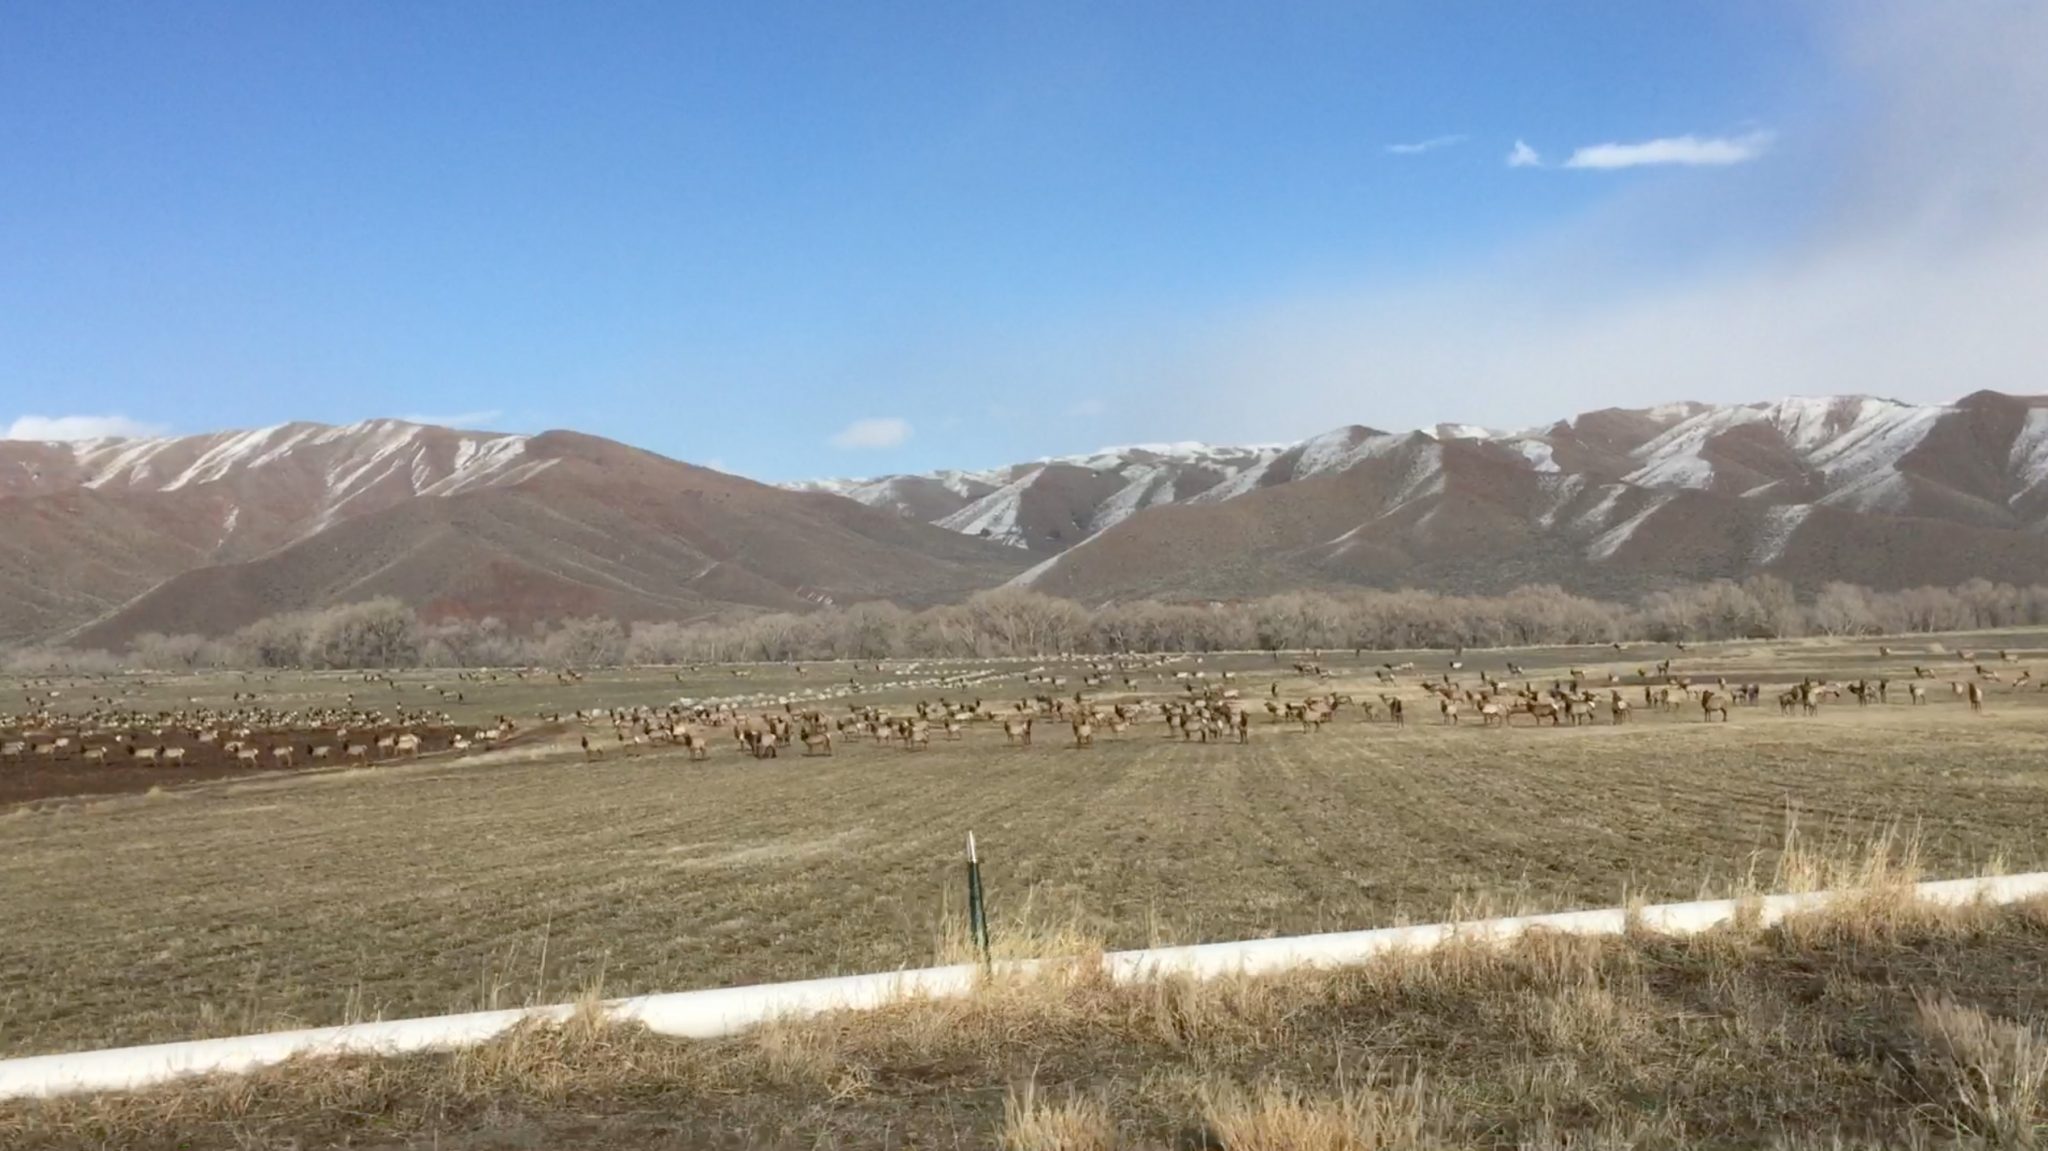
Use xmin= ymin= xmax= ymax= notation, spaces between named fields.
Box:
xmin=10 ymin=577 xmax=2048 ymax=673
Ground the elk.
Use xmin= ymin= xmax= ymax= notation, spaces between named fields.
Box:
xmin=801 ymin=728 xmax=833 ymax=756
xmin=1071 ymin=717 xmax=1094 ymax=748
xmin=1701 ymin=691 xmax=1730 ymax=723
xmin=1003 ymin=716 xmax=1033 ymax=746
xmin=1967 ymin=681 xmax=1985 ymax=713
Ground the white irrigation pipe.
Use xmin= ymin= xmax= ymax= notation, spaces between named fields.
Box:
xmin=3 ymin=871 xmax=2044 ymax=1101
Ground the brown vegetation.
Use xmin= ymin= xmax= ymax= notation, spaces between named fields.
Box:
xmin=12 ymin=576 xmax=2048 ymax=673
xmin=4 ymin=892 xmax=2044 ymax=1149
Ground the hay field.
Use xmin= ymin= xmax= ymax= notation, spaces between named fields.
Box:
xmin=4 ymin=633 xmax=2048 ymax=1065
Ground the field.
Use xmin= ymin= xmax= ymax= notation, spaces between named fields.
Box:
xmin=3 ymin=632 xmax=2048 ymax=1079
xmin=10 ymin=896 xmax=2047 ymax=1149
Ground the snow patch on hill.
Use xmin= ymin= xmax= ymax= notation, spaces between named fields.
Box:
xmin=2007 ymin=408 xmax=2048 ymax=501
xmin=1753 ymin=504 xmax=1814 ymax=565
xmin=1587 ymin=495 xmax=1675 ymax=561
xmin=938 ymin=468 xmax=1043 ymax=548
xmin=1512 ymin=440 xmax=1560 ymax=473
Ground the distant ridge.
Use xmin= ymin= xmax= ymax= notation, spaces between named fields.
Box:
xmin=9 ymin=391 xmax=2048 ymax=646
xmin=0 ymin=420 xmax=1027 ymax=645
xmin=789 ymin=390 xmax=2048 ymax=601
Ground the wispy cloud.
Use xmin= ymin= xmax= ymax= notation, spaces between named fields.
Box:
xmin=1385 ymin=134 xmax=1467 ymax=156
xmin=1564 ymin=130 xmax=1774 ymax=169
xmin=1505 ymin=139 xmax=1543 ymax=168
xmin=828 ymin=416 xmax=913 ymax=450
xmin=397 ymin=408 xmax=504 ymax=428
xmin=2 ymin=413 xmax=167 ymax=441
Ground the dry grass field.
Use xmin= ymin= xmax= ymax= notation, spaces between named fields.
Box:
xmin=6 ymin=895 xmax=2046 ymax=1149
xmin=3 ymin=632 xmax=2048 ymax=1146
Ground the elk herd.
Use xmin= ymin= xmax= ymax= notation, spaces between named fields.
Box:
xmin=0 ymin=687 xmax=487 ymax=779
xmin=0 ymin=640 xmax=2034 ymax=786
xmin=545 ymin=639 xmax=2030 ymax=767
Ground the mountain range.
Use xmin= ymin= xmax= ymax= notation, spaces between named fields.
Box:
xmin=6 ymin=390 xmax=2048 ymax=646
xmin=0 ymin=421 xmax=1025 ymax=647
xmin=792 ymin=390 xmax=2048 ymax=602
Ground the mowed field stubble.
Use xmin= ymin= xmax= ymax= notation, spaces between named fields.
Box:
xmin=4 ymin=633 xmax=2048 ymax=1060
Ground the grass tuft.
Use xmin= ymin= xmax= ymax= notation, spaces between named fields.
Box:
xmin=1913 ymin=995 xmax=2048 ymax=1144
xmin=1002 ymin=1080 xmax=1117 ymax=1151
xmin=1198 ymin=1080 xmax=1438 ymax=1151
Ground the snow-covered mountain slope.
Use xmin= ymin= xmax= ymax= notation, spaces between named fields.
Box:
xmin=0 ymin=419 xmax=550 ymax=514
xmin=0 ymin=420 xmax=1026 ymax=645
xmin=790 ymin=442 xmax=1286 ymax=550
xmin=796 ymin=391 xmax=2048 ymax=600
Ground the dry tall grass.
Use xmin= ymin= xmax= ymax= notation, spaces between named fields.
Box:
xmin=6 ymin=882 xmax=2045 ymax=1150
xmin=1915 ymin=995 xmax=2048 ymax=1144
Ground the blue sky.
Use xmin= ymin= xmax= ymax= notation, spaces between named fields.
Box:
xmin=3 ymin=2 xmax=2043 ymax=480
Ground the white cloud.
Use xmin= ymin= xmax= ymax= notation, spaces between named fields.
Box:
xmin=397 ymin=408 xmax=503 ymax=428
xmin=1564 ymin=130 xmax=1774 ymax=169
xmin=1385 ymin=134 xmax=1467 ymax=155
xmin=2 ymin=414 xmax=167 ymax=441
xmin=828 ymin=416 xmax=913 ymax=450
xmin=1506 ymin=140 xmax=1542 ymax=168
